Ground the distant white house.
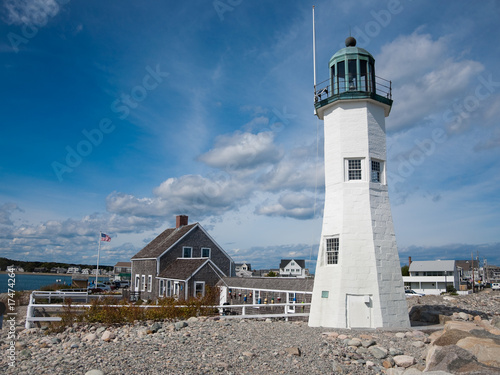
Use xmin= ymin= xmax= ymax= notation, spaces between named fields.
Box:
xmin=7 ymin=265 xmax=24 ymax=272
xmin=50 ymin=267 xmax=67 ymax=274
xmin=81 ymin=268 xmax=90 ymax=275
xmin=403 ymin=260 xmax=459 ymax=295
xmin=279 ymin=259 xmax=306 ymax=278
xmin=67 ymin=266 xmax=81 ymax=274
xmin=235 ymin=263 xmax=252 ymax=277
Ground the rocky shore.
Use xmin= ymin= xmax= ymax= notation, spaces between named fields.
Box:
xmin=1 ymin=290 xmax=499 ymax=374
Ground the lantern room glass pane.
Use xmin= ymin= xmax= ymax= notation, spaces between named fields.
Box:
xmin=348 ymin=59 xmax=357 ymax=90
xmin=369 ymin=61 xmax=376 ymax=92
xmin=337 ymin=61 xmax=345 ymax=93
xmin=331 ymin=65 xmax=336 ymax=94
xmin=360 ymin=60 xmax=368 ymax=92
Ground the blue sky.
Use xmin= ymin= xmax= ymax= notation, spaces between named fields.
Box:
xmin=1 ymin=0 xmax=499 ymax=271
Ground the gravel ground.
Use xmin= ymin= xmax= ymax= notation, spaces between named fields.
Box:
xmin=3 ymin=318 xmax=435 ymax=375
xmin=0 ymin=290 xmax=498 ymax=375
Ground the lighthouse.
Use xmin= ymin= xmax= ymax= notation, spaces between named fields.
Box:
xmin=308 ymin=37 xmax=410 ymax=329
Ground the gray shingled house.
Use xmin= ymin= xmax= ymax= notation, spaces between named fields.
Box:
xmin=131 ymin=215 xmax=234 ymax=301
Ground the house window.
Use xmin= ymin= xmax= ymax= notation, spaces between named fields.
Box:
xmin=166 ymin=280 xmax=171 ymax=297
xmin=135 ymin=274 xmax=140 ymax=291
xmin=371 ymin=160 xmax=382 ymax=183
xmin=183 ymin=247 xmax=192 ymax=258
xmin=141 ymin=275 xmax=146 ymax=292
xmin=194 ymin=281 xmax=205 ymax=297
xmin=201 ymin=248 xmax=211 ymax=258
xmin=326 ymin=237 xmax=339 ymax=265
xmin=148 ymin=275 xmax=152 ymax=292
xmin=159 ymin=280 xmax=164 ymax=297
xmin=348 ymin=159 xmax=362 ymax=180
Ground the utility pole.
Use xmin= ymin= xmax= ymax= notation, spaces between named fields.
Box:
xmin=471 ymin=251 xmax=474 ymax=293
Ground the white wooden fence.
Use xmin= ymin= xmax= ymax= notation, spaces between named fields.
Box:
xmin=25 ymin=291 xmax=311 ymax=328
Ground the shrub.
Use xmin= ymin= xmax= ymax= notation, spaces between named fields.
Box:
xmin=446 ymin=285 xmax=457 ymax=294
xmin=53 ymin=285 xmax=220 ymax=326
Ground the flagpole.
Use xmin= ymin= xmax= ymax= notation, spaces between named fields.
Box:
xmin=96 ymin=232 xmax=102 ymax=286
xmin=312 ymin=5 xmax=317 ymax=90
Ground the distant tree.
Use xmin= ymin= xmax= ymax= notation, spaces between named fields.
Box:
xmin=401 ymin=265 xmax=409 ymax=276
xmin=266 ymin=271 xmax=277 ymax=277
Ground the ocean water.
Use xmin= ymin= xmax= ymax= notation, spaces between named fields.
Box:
xmin=0 ymin=273 xmax=78 ymax=293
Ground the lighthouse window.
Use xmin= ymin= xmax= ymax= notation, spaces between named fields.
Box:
xmin=326 ymin=237 xmax=339 ymax=265
xmin=348 ymin=59 xmax=357 ymax=90
xmin=371 ymin=160 xmax=381 ymax=182
xmin=360 ymin=60 xmax=368 ymax=91
xmin=348 ymin=159 xmax=362 ymax=180
xmin=337 ymin=61 xmax=345 ymax=93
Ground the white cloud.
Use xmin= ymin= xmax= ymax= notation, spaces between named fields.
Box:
xmin=3 ymin=0 xmax=61 ymax=26
xmin=376 ymin=31 xmax=484 ymax=132
xmin=198 ymin=131 xmax=283 ymax=171
xmin=255 ymin=192 xmax=319 ymax=220
xmin=258 ymin=143 xmax=324 ymax=192
xmin=0 ymin=202 xmax=23 ymax=226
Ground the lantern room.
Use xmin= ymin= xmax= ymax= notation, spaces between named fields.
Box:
xmin=330 ymin=36 xmax=375 ymax=95
xmin=314 ymin=36 xmax=393 ymax=118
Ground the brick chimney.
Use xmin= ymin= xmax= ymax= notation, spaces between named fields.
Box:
xmin=176 ymin=215 xmax=188 ymax=228
xmin=408 ymin=256 xmax=412 ymax=265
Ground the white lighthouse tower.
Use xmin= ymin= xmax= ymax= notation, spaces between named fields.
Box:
xmin=308 ymin=37 xmax=410 ymax=329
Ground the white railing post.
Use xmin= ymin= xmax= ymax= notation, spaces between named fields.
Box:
xmin=25 ymin=292 xmax=35 ymax=329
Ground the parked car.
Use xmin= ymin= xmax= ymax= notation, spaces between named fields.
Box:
xmin=113 ymin=281 xmax=130 ymax=289
xmin=88 ymin=283 xmax=111 ymax=294
xmin=492 ymin=283 xmax=500 ymax=290
xmin=405 ymin=289 xmax=425 ymax=297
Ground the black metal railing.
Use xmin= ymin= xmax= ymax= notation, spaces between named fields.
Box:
xmin=314 ymin=75 xmax=392 ymax=103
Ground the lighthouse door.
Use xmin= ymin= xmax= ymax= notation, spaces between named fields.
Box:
xmin=346 ymin=294 xmax=372 ymax=328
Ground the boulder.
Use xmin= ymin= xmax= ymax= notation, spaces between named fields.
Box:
xmin=150 ymin=322 xmax=162 ymax=332
xmin=369 ymin=346 xmax=388 ymax=359
xmin=285 ymin=347 xmax=301 ymax=356
xmin=432 ymin=329 xmax=471 ymax=346
xmin=83 ymin=333 xmax=97 ymax=342
xmin=425 ymin=344 xmax=498 ymax=374
xmin=456 ymin=336 xmax=500 ymax=367
xmin=393 ymin=355 xmax=415 ymax=368
xmin=101 ymin=331 xmax=115 ymax=342
xmin=444 ymin=321 xmax=482 ymax=333
xmin=174 ymin=321 xmax=188 ymax=331
xmin=346 ymin=339 xmax=361 ymax=347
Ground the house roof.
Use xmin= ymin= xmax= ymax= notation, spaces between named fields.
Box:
xmin=219 ymin=277 xmax=314 ymax=292
xmin=157 ymin=258 xmax=214 ymax=280
xmin=114 ymin=262 xmax=131 ymax=267
xmin=409 ymin=260 xmax=456 ymax=272
xmin=455 ymin=260 xmax=479 ymax=271
xmin=279 ymin=259 xmax=306 ymax=269
xmin=131 ymin=223 xmax=198 ymax=259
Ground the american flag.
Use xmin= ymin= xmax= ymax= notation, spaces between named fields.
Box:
xmin=101 ymin=233 xmax=111 ymax=242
